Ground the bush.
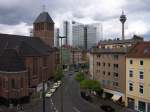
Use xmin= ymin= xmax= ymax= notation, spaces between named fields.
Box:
xmin=54 ymin=67 xmax=64 ymax=82
xmin=75 ymin=72 xmax=85 ymax=82
xmin=80 ymin=79 xmax=101 ymax=93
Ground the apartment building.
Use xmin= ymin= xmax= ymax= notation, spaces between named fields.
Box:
xmin=126 ymin=42 xmax=150 ymax=112
xmin=90 ymin=48 xmax=128 ymax=102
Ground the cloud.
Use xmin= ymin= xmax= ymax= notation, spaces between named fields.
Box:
xmin=0 ymin=0 xmax=149 ymax=40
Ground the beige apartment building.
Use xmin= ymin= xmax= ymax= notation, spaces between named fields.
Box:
xmin=89 ymin=35 xmax=143 ymax=103
xmin=90 ymin=48 xmax=128 ymax=102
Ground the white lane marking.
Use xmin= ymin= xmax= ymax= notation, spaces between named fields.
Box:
xmin=73 ymin=107 xmax=80 ymax=112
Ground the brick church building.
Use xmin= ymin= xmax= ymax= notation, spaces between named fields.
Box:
xmin=0 ymin=11 xmax=59 ymax=104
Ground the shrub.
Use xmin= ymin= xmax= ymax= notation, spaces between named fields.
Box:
xmin=75 ymin=72 xmax=85 ymax=82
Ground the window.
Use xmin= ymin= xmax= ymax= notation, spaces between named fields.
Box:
xmin=97 ymin=62 xmax=101 ymax=66
xmin=139 ymin=71 xmax=144 ymax=80
xmin=103 ymin=71 xmax=105 ymax=75
xmin=107 ymin=80 xmax=111 ymax=85
xmin=114 ymin=72 xmax=119 ymax=77
xmin=43 ymin=57 xmax=47 ymax=66
xmin=3 ymin=78 xmax=5 ymax=88
xmin=139 ymin=85 xmax=144 ymax=94
xmin=102 ymin=80 xmax=105 ymax=85
xmin=130 ymin=60 xmax=133 ymax=64
xmin=20 ymin=78 xmax=24 ymax=88
xmin=113 ymin=55 xmax=119 ymax=60
xmin=108 ymin=72 xmax=111 ymax=75
xmin=140 ymin=60 xmax=143 ymax=66
xmin=33 ymin=57 xmax=38 ymax=75
xmin=97 ymin=55 xmax=101 ymax=58
xmin=11 ymin=79 xmax=15 ymax=89
xmin=129 ymin=70 xmax=133 ymax=77
xmin=113 ymin=82 xmax=118 ymax=86
xmin=103 ymin=62 xmax=105 ymax=66
xmin=114 ymin=64 xmax=118 ymax=69
xmin=129 ymin=83 xmax=133 ymax=91
xmin=138 ymin=101 xmax=146 ymax=112
xmin=108 ymin=63 xmax=111 ymax=67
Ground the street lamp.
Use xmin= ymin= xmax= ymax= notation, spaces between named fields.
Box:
xmin=58 ymin=36 xmax=66 ymax=112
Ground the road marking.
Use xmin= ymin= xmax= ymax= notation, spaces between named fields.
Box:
xmin=73 ymin=107 xmax=80 ymax=112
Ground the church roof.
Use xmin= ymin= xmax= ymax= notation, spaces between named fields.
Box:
xmin=34 ymin=11 xmax=54 ymax=24
xmin=0 ymin=33 xmax=54 ymax=56
xmin=0 ymin=49 xmax=26 ymax=72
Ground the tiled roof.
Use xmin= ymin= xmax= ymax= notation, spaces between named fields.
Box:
xmin=0 ymin=33 xmax=53 ymax=56
xmin=0 ymin=49 xmax=26 ymax=72
xmin=127 ymin=42 xmax=150 ymax=58
xmin=34 ymin=11 xmax=54 ymax=24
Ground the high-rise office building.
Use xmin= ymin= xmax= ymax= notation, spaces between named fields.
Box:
xmin=62 ymin=21 xmax=71 ymax=46
xmin=72 ymin=22 xmax=102 ymax=49
xmin=54 ymin=28 xmax=60 ymax=47
xmin=72 ymin=22 xmax=85 ymax=48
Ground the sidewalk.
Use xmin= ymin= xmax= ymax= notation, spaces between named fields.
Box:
xmin=90 ymin=95 xmax=137 ymax=112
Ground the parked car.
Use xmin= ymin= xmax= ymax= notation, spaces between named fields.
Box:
xmin=45 ymin=91 xmax=53 ymax=98
xmin=100 ymin=105 xmax=115 ymax=112
xmin=57 ymin=80 xmax=62 ymax=85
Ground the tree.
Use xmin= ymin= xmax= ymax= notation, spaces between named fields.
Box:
xmin=54 ymin=67 xmax=64 ymax=82
xmin=75 ymin=72 xmax=85 ymax=82
xmin=80 ymin=79 xmax=101 ymax=93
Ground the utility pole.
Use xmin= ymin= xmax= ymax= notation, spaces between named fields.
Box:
xmin=42 ymin=81 xmax=45 ymax=112
xmin=59 ymin=36 xmax=66 ymax=112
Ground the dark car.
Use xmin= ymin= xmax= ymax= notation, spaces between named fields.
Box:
xmin=80 ymin=92 xmax=92 ymax=102
xmin=100 ymin=105 xmax=115 ymax=112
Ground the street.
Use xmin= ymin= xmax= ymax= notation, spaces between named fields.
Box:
xmin=50 ymin=72 xmax=102 ymax=112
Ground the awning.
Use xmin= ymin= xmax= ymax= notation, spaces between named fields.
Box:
xmin=112 ymin=94 xmax=121 ymax=101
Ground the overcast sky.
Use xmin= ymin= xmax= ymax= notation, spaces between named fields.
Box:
xmin=0 ymin=0 xmax=150 ymax=40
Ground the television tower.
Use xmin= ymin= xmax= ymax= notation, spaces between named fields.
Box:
xmin=120 ymin=11 xmax=127 ymax=40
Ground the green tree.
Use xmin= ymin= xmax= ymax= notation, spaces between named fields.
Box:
xmin=80 ymin=79 xmax=101 ymax=93
xmin=75 ymin=72 xmax=85 ymax=82
xmin=54 ymin=67 xmax=64 ymax=82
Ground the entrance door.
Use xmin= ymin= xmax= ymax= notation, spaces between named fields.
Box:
xmin=138 ymin=101 xmax=146 ymax=112
xmin=148 ymin=103 xmax=150 ymax=112
xmin=127 ymin=97 xmax=135 ymax=109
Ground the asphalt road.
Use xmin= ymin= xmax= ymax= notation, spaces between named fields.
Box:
xmin=50 ymin=72 xmax=102 ymax=112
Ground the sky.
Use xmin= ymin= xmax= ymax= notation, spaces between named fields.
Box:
xmin=0 ymin=0 xmax=150 ymax=40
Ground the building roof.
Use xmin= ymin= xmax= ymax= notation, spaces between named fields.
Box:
xmin=0 ymin=49 xmax=26 ymax=72
xmin=91 ymin=47 xmax=128 ymax=54
xmin=127 ymin=42 xmax=150 ymax=58
xmin=0 ymin=33 xmax=53 ymax=56
xmin=34 ymin=11 xmax=54 ymax=24
xmin=98 ymin=35 xmax=143 ymax=45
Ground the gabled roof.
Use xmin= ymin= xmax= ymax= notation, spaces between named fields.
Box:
xmin=0 ymin=33 xmax=53 ymax=56
xmin=34 ymin=11 xmax=54 ymax=24
xmin=127 ymin=42 xmax=150 ymax=58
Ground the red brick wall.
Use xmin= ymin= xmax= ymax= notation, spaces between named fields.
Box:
xmin=0 ymin=71 xmax=28 ymax=99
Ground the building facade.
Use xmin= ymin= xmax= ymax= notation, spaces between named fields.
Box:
xmin=72 ymin=22 xmax=102 ymax=49
xmin=126 ymin=42 xmax=150 ymax=112
xmin=0 ymin=11 xmax=59 ymax=104
xmin=90 ymin=48 xmax=127 ymax=102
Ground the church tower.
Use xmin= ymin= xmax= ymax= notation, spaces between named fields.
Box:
xmin=33 ymin=11 xmax=54 ymax=47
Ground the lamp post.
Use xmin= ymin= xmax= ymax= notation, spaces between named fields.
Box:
xmin=42 ymin=81 xmax=45 ymax=112
xmin=58 ymin=36 xmax=66 ymax=112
